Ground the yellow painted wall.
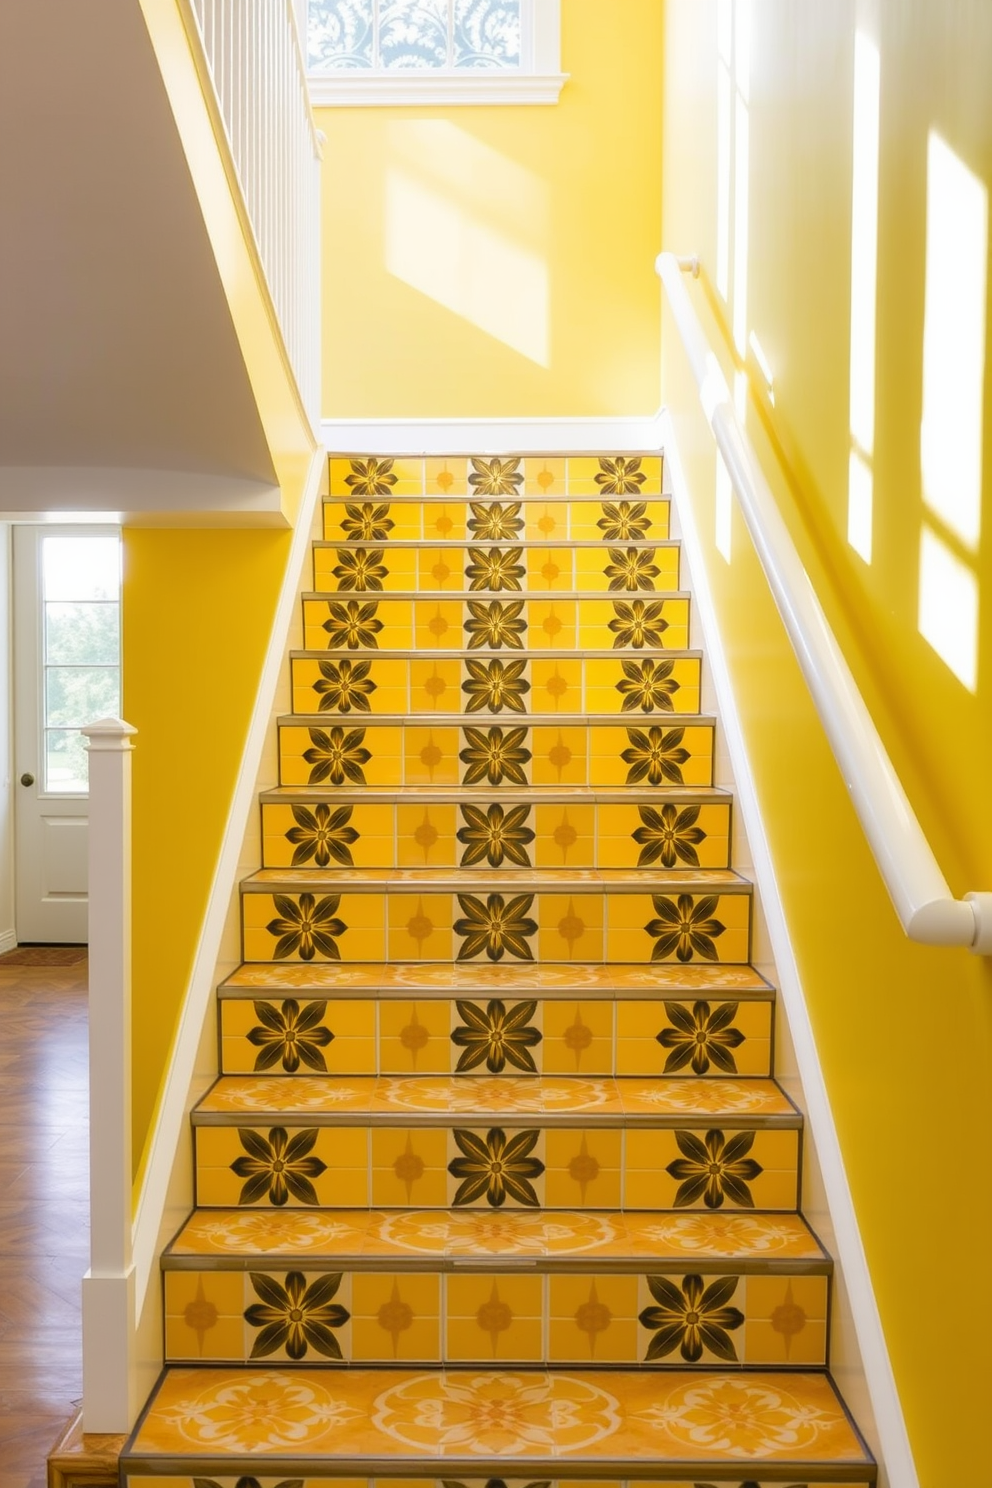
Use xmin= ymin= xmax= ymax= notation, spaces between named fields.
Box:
xmin=317 ymin=0 xmax=663 ymax=418
xmin=661 ymin=3 xmax=992 ymax=1480
xmin=123 ymin=527 xmax=291 ymax=1166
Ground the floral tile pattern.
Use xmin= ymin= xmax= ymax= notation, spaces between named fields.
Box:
xmin=127 ymin=455 xmax=873 ymax=1487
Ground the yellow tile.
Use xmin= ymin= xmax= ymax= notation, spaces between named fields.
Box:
xmin=350 ymin=1273 xmax=441 ymax=1361
xmin=195 ymin=1126 xmax=367 ymax=1208
xmin=396 ymin=804 xmax=457 ymax=868
xmin=242 ymin=891 xmax=364 ymax=965
xmin=425 ymin=461 xmax=469 ymax=506
xmin=278 ymin=723 xmax=403 ymax=790
xmin=745 ymin=1316 xmax=828 ymax=1365
xmin=568 ymin=455 xmax=663 ymax=495
xmin=164 ymin=1312 xmax=246 ymax=1362
xmin=533 ymin=804 xmax=594 ymax=868
xmin=548 ymin=1274 xmax=638 ymax=1362
xmin=409 ymin=657 xmax=461 ymax=713
xmin=605 ymin=892 xmax=750 ymax=965
xmin=527 ymin=546 xmax=572 ymax=591
xmin=418 ymin=546 xmax=464 ymax=591
xmin=415 ymin=599 xmax=463 ymax=650
xmin=321 ymin=498 xmax=405 ymax=542
xmin=537 ymin=893 xmax=605 ymax=963
xmin=624 ymin=1128 xmax=799 ymax=1211
xmin=542 ymin=1000 xmax=613 ymax=1074
xmin=220 ymin=997 xmax=375 ymax=1077
xmin=531 ymin=726 xmax=588 ymax=785
xmin=545 ymin=1128 xmax=622 ymax=1208
xmin=527 ymin=597 xmax=576 ymax=648
xmin=386 ymin=894 xmax=453 ymax=962
xmin=446 ymin=1273 xmax=544 ymax=1362
xmin=524 ymin=457 xmax=566 ymax=497
xmin=405 ymin=725 xmax=460 ymax=785
xmin=380 ymin=998 xmax=452 ymax=1073
xmin=530 ymin=657 xmax=582 ymax=714
xmin=371 ymin=1127 xmax=448 ymax=1207
xmin=616 ymin=998 xmax=771 ymax=1077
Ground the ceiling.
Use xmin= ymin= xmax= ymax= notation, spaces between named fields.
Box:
xmin=0 ymin=0 xmax=279 ymax=520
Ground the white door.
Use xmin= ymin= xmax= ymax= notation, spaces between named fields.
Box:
xmin=13 ymin=525 xmax=121 ymax=943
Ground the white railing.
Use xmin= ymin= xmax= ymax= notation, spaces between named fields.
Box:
xmin=188 ymin=0 xmax=322 ymax=427
xmin=657 ymin=251 xmax=992 ymax=953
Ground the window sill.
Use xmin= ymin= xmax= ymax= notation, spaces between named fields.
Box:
xmin=307 ymin=71 xmax=569 ymax=107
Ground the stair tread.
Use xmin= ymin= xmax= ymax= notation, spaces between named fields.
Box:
xmin=192 ymin=1074 xmax=798 ymax=1124
xmin=242 ymin=867 xmax=749 ymax=891
xmin=304 ymin=588 xmax=691 ymax=600
xmin=292 ymin=647 xmax=700 ymax=659
xmin=314 ymin=537 xmax=680 ymax=548
xmin=260 ymin=784 xmax=732 ymax=803
xmin=279 ymin=710 xmax=717 ymax=725
xmin=164 ymin=1206 xmax=828 ymax=1268
xmin=124 ymin=1365 xmax=874 ymax=1476
xmin=218 ymin=962 xmax=775 ymax=995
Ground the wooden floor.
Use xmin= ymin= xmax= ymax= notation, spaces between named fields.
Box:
xmin=0 ymin=958 xmax=88 ymax=1488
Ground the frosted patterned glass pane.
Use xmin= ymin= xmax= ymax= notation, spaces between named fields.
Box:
xmin=380 ymin=0 xmax=448 ymax=69
xmin=454 ymin=0 xmax=520 ymax=68
xmin=308 ymin=0 xmax=373 ymax=70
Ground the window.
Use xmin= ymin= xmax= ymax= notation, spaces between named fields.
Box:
xmin=305 ymin=0 xmax=566 ymax=105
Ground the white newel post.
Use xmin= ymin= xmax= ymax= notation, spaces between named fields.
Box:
xmin=80 ymin=718 xmax=138 ymax=1432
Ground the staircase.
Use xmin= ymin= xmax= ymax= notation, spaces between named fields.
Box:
xmin=121 ymin=453 xmax=875 ymax=1487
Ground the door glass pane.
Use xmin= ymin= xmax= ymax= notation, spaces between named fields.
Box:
xmin=41 ymin=532 xmax=121 ymax=792
xmin=45 ymin=729 xmax=91 ymax=794
xmin=45 ymin=602 xmax=119 ymax=666
xmin=308 ymin=0 xmax=374 ymax=69
xmin=453 ymin=0 xmax=520 ymax=68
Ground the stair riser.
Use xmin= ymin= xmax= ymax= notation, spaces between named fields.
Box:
xmin=303 ymin=595 xmax=690 ymax=653
xmin=324 ymin=496 xmax=671 ymax=543
xmin=218 ymin=996 xmax=773 ymax=1078
xmin=290 ymin=655 xmax=701 ymax=719
xmin=163 ymin=1267 xmax=828 ymax=1368
xmin=313 ymin=545 xmax=681 ymax=596
xmin=259 ymin=799 xmax=732 ymax=873
xmin=127 ymin=1478 xmax=872 ymax=1488
xmin=328 ymin=452 xmax=665 ymax=498
xmin=240 ymin=889 xmax=752 ymax=966
xmin=278 ymin=720 xmax=717 ymax=791
xmin=193 ymin=1123 xmax=800 ymax=1213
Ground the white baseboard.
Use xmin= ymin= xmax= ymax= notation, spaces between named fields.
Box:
xmin=660 ymin=409 xmax=918 ymax=1488
xmin=0 ymin=928 xmax=15 ymax=955
xmin=320 ymin=412 xmax=664 ymax=455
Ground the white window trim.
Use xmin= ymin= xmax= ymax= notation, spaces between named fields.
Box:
xmin=306 ymin=0 xmax=567 ymax=106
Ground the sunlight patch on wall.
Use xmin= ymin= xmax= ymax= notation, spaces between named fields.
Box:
xmin=715 ymin=451 xmax=733 ymax=562
xmin=847 ymin=30 xmax=880 ymax=564
xmin=384 ymin=120 xmax=550 ymax=366
xmin=716 ymin=0 xmax=732 ymax=299
xmin=921 ymin=131 xmax=988 ymax=552
xmin=918 ymin=523 xmax=979 ymax=691
xmin=731 ymin=0 xmax=751 ymax=358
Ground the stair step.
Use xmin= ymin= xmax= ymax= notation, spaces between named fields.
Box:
xmin=257 ymin=790 xmax=732 ymax=873
xmin=289 ymin=651 xmax=702 ymax=719
xmin=191 ymin=1076 xmax=800 ymax=1214
xmin=328 ymin=452 xmax=665 ymax=498
xmin=217 ymin=987 xmax=772 ymax=1078
xmin=312 ymin=541 xmax=681 ymax=595
xmin=302 ymin=593 xmax=690 ymax=652
xmin=277 ymin=716 xmax=718 ymax=791
xmin=218 ymin=962 xmax=775 ymax=995
xmin=121 ymin=1365 xmax=875 ymax=1483
xmin=239 ymin=871 xmax=752 ymax=967
xmin=162 ymin=1238 xmax=829 ymax=1367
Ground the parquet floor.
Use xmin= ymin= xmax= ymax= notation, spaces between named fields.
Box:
xmin=0 ymin=959 xmax=88 ymax=1488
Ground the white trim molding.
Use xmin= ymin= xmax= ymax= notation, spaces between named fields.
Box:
xmin=308 ymin=0 xmax=566 ymax=106
xmin=661 ymin=407 xmax=919 ymax=1488
xmin=0 ymin=928 xmax=16 ymax=956
xmin=321 ymin=412 xmax=665 ymax=455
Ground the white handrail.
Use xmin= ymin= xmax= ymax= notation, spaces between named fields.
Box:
xmin=657 ymin=250 xmax=992 ymax=953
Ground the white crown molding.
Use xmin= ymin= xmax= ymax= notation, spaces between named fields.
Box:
xmin=660 ymin=408 xmax=918 ymax=1488
xmin=308 ymin=71 xmax=568 ymax=106
xmin=321 ymin=412 xmax=665 ymax=455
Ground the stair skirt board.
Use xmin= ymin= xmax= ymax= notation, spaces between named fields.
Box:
xmin=122 ymin=453 xmax=876 ymax=1488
